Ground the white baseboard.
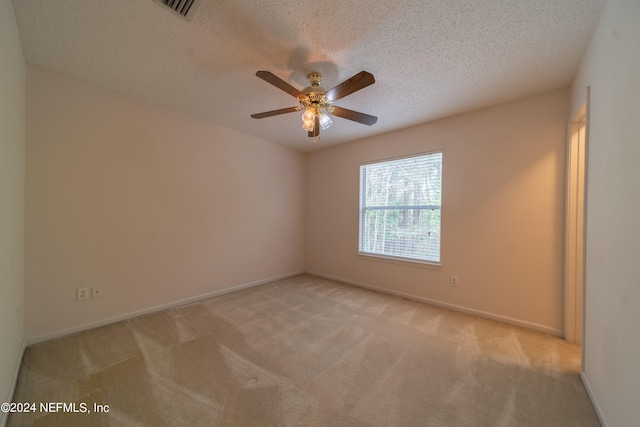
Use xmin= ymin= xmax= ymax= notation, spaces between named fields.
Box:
xmin=580 ymin=372 xmax=608 ymax=427
xmin=1 ymin=338 xmax=26 ymax=427
xmin=307 ymin=270 xmax=563 ymax=337
xmin=26 ymin=271 xmax=305 ymax=346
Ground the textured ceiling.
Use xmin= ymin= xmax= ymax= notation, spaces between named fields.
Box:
xmin=12 ymin=0 xmax=605 ymax=152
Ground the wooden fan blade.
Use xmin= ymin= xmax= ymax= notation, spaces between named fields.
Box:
xmin=308 ymin=115 xmax=320 ymax=137
xmin=330 ymin=106 xmax=378 ymax=126
xmin=256 ymin=71 xmax=307 ymax=100
xmin=325 ymin=71 xmax=375 ymax=102
xmin=251 ymin=106 xmax=300 ymax=119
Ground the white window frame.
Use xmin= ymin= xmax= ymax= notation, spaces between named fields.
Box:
xmin=358 ymin=151 xmax=442 ymax=265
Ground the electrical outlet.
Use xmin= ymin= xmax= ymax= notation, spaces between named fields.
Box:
xmin=450 ymin=276 xmax=459 ymax=287
xmin=92 ymin=287 xmax=102 ymax=298
xmin=77 ymin=287 xmax=89 ymax=301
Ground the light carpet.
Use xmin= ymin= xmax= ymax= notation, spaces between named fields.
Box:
xmin=9 ymin=274 xmax=600 ymax=426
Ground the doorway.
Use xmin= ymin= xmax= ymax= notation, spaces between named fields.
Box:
xmin=564 ymin=88 xmax=589 ymax=349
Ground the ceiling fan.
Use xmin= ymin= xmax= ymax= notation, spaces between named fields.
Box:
xmin=251 ymin=70 xmax=377 ymax=140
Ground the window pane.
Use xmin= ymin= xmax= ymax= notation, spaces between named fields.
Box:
xmin=359 ymin=152 xmax=442 ymax=263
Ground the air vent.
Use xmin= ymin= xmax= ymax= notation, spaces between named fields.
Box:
xmin=154 ymin=0 xmax=201 ymax=20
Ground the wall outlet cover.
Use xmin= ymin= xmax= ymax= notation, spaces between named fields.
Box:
xmin=77 ymin=287 xmax=89 ymax=301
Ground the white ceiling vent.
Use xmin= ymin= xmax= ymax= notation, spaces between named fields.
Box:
xmin=154 ymin=0 xmax=201 ymax=20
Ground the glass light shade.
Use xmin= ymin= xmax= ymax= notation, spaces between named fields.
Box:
xmin=301 ymin=107 xmax=315 ymax=132
xmin=302 ymin=118 xmax=314 ymax=132
xmin=319 ymin=113 xmax=333 ymax=130
xmin=302 ymin=107 xmax=315 ymax=121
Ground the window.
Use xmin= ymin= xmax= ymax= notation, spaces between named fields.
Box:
xmin=359 ymin=151 xmax=442 ymax=264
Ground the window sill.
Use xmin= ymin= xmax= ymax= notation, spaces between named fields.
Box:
xmin=357 ymin=252 xmax=442 ymax=270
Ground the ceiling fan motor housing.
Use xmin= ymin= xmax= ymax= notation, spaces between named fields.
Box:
xmin=301 ymin=73 xmax=331 ymax=109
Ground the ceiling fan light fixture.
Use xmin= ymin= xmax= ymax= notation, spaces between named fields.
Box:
xmin=319 ymin=111 xmax=333 ymax=129
xmin=302 ymin=107 xmax=315 ymax=131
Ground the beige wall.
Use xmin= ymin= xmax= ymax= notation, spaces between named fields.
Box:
xmin=307 ymin=88 xmax=569 ymax=334
xmin=25 ymin=66 xmax=306 ymax=340
xmin=571 ymin=0 xmax=640 ymax=425
xmin=0 ymin=0 xmax=26 ymax=420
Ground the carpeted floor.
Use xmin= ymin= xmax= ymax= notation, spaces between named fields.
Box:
xmin=9 ymin=274 xmax=600 ymax=426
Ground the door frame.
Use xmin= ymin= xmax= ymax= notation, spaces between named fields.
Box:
xmin=564 ymin=86 xmax=589 ymax=359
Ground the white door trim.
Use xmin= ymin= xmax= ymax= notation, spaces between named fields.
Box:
xmin=564 ymin=86 xmax=589 ymax=363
